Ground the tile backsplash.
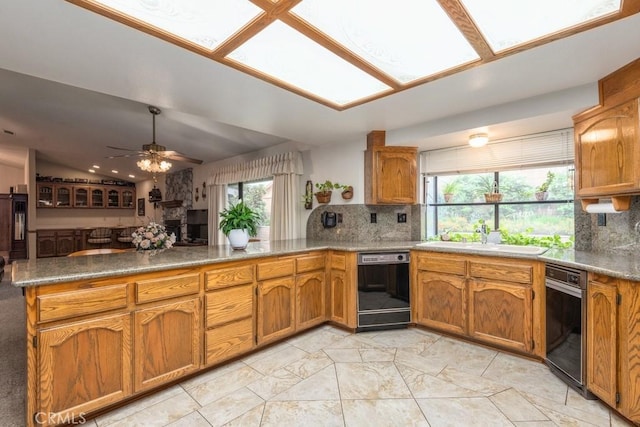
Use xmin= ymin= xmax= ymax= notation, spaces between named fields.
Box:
xmin=306 ymin=204 xmax=422 ymax=241
xmin=575 ymin=196 xmax=640 ymax=253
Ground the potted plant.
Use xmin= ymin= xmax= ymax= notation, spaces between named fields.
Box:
xmin=218 ymin=201 xmax=259 ymax=250
xmin=484 ymin=180 xmax=503 ymax=203
xmin=341 ymin=185 xmax=353 ymax=200
xmin=314 ymin=180 xmax=344 ymax=204
xmin=535 ymin=171 xmax=555 ymax=201
xmin=442 ymin=180 xmax=458 ymax=203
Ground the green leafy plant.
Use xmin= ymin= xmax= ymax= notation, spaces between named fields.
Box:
xmin=315 ymin=180 xmax=346 ymax=193
xmin=218 ymin=201 xmax=259 ymax=237
xmin=443 ymin=180 xmax=458 ymax=194
xmin=537 ymin=171 xmax=555 ymax=193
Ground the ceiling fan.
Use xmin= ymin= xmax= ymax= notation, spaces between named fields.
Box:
xmin=107 ymin=105 xmax=204 ymax=168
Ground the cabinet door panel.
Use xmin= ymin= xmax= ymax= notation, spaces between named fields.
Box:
xmin=618 ymin=280 xmax=640 ymax=421
xmin=415 ymin=271 xmax=466 ymax=335
xmin=469 ymin=280 xmax=532 ymax=353
xmin=38 ymin=314 xmax=131 ymax=425
xmin=257 ymin=277 xmax=295 ymax=344
xmin=587 ymin=280 xmax=618 ymax=407
xmin=134 ymin=298 xmax=200 ymax=391
xmin=575 ymin=99 xmax=639 ymax=197
xmin=296 ymin=271 xmax=326 ymax=330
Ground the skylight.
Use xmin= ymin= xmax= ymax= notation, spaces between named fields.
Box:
xmin=67 ymin=0 xmax=630 ymax=110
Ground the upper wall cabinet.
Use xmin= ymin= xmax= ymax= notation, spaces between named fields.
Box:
xmin=37 ymin=182 xmax=135 ymax=209
xmin=573 ymin=58 xmax=640 ymax=212
xmin=364 ymin=130 xmax=417 ymax=205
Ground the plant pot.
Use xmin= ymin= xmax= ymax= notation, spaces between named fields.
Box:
xmin=315 ymin=191 xmax=332 ymax=204
xmin=341 ymin=186 xmax=353 ymax=200
xmin=227 ymin=229 xmax=249 ymax=250
xmin=444 ymin=193 xmax=454 ymax=203
xmin=535 ymin=191 xmax=549 ymax=201
xmin=484 ymin=193 xmax=503 ymax=203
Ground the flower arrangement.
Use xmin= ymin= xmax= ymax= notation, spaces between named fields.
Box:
xmin=131 ymin=222 xmax=176 ymax=251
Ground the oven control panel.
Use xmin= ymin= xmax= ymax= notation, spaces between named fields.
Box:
xmin=358 ymin=252 xmax=409 ymax=265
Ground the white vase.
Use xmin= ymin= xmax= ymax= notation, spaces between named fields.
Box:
xmin=227 ymin=229 xmax=249 ymax=250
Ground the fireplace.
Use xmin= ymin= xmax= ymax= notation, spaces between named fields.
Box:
xmin=164 ymin=220 xmax=181 ymax=242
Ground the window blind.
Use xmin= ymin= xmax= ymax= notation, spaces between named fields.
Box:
xmin=421 ymin=129 xmax=573 ymax=176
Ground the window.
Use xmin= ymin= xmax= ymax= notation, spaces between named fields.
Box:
xmin=227 ymin=178 xmax=273 ymax=241
xmin=425 ymin=165 xmax=574 ymax=244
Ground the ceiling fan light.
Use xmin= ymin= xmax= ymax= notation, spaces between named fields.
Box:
xmin=137 ymin=158 xmax=172 ymax=173
xmin=469 ymin=133 xmax=489 ymax=148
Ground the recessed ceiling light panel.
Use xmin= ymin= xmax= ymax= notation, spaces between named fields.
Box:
xmin=92 ymin=0 xmax=263 ymax=50
xmin=461 ymin=0 xmax=621 ymax=52
xmin=292 ymin=0 xmax=479 ymax=83
xmin=227 ymin=20 xmax=392 ymax=106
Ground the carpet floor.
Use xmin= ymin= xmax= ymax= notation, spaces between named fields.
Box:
xmin=0 ymin=264 xmax=26 ymax=427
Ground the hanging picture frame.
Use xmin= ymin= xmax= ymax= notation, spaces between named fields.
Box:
xmin=137 ymin=198 xmax=145 ymax=216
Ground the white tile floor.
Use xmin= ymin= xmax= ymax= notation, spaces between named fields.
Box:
xmin=88 ymin=326 xmax=632 ymax=427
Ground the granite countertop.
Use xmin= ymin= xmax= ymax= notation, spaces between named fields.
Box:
xmin=540 ymin=248 xmax=640 ymax=281
xmin=10 ymin=239 xmax=420 ymax=288
xmin=11 ymin=239 xmax=640 ymax=287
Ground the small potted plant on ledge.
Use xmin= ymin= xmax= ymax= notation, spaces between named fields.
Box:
xmin=535 ymin=171 xmax=555 ymax=201
xmin=219 ymin=201 xmax=259 ymax=250
xmin=314 ymin=180 xmax=344 ymax=204
xmin=442 ymin=180 xmax=458 ymax=203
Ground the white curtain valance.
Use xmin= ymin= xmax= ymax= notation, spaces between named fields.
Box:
xmin=207 ymin=151 xmax=303 ymax=185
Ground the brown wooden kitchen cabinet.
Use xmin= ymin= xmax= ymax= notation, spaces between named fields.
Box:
xmin=36 ymin=182 xmax=135 ymax=209
xmin=133 ymin=298 xmax=201 ymax=392
xmin=411 ymin=251 xmax=544 ymax=358
xmin=38 ymin=314 xmax=132 ymax=426
xmin=364 ymin=130 xmax=417 ymax=205
xmin=133 ymin=272 xmax=201 ymax=392
xmin=328 ymin=251 xmax=357 ymax=328
xmin=413 ymin=253 xmax=467 ymax=335
xmin=572 ymin=58 xmax=640 ymax=210
xmin=295 ymin=252 xmax=327 ymax=331
xmin=256 ymin=258 xmax=296 ymax=345
xmin=37 ymin=229 xmax=77 ymax=258
xmin=586 ymin=273 xmax=640 ymax=423
xmin=204 ymin=262 xmax=256 ymax=366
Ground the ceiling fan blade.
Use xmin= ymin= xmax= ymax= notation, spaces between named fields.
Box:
xmin=107 ymin=145 xmax=139 ymax=152
xmin=105 ymin=152 xmax=146 ymax=159
xmin=160 ymin=150 xmax=204 ymax=165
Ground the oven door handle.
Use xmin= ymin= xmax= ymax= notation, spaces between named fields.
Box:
xmin=546 ymin=278 xmax=582 ymax=299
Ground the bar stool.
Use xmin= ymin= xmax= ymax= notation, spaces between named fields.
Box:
xmin=87 ymin=227 xmax=113 ymax=248
xmin=117 ymin=226 xmax=137 ymax=247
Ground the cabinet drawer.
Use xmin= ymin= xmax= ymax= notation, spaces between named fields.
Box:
xmin=135 ymin=273 xmax=200 ymax=303
xmin=257 ymin=259 xmax=295 ymax=281
xmin=205 ymin=264 xmax=254 ymax=290
xmin=330 ymin=254 xmax=346 ymax=271
xmin=205 ymin=284 xmax=253 ymax=328
xmin=205 ymin=318 xmax=254 ymax=366
xmin=469 ymin=261 xmax=532 ymax=285
xmin=416 ymin=255 xmax=466 ymax=276
xmin=38 ymin=284 xmax=128 ymax=323
xmin=296 ymin=254 xmax=325 ymax=273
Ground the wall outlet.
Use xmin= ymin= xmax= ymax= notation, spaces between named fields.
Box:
xmin=337 ymin=213 xmax=343 ymax=223
xmin=397 ymin=213 xmax=407 ymax=223
xmin=597 ymin=213 xmax=606 ymax=227
xmin=370 ymin=213 xmax=377 ymax=223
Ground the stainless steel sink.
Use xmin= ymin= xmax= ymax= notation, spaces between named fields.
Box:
xmin=416 ymin=241 xmax=548 ymax=255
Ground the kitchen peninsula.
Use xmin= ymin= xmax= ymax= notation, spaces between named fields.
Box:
xmin=11 ymin=241 xmax=640 ymax=426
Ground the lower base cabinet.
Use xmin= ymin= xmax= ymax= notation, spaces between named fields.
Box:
xmin=296 ymin=271 xmax=326 ymax=330
xmin=133 ymin=298 xmax=201 ymax=392
xmin=38 ymin=314 xmax=132 ymax=427
xmin=257 ymin=276 xmax=296 ymax=345
xmin=587 ymin=273 xmax=640 ymax=424
xmin=329 ymin=252 xmax=357 ymax=328
xmin=412 ymin=251 xmax=543 ymax=357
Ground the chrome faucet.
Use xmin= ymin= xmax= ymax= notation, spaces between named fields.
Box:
xmin=477 ymin=223 xmax=489 ymax=244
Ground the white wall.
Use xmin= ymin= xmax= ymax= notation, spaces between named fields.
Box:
xmin=0 ymin=164 xmax=24 ymax=193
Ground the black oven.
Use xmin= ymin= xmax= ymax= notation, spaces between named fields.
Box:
xmin=545 ymin=263 xmax=595 ymax=399
xmin=356 ymin=252 xmax=410 ymax=332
